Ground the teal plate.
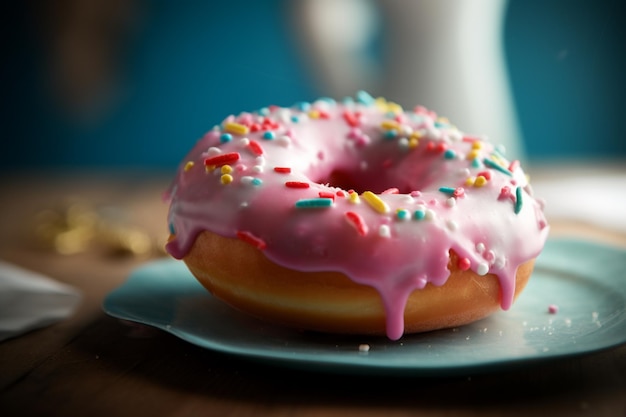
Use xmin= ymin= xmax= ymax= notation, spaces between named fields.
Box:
xmin=103 ymin=239 xmax=626 ymax=376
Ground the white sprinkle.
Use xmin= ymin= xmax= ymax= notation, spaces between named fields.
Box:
xmin=238 ymin=138 xmax=250 ymax=147
xmin=424 ymin=209 xmax=436 ymax=221
xmin=448 ymin=130 xmax=463 ymax=142
xmin=398 ymin=137 xmax=410 ymax=150
xmin=255 ymin=156 xmax=266 ymax=166
xmin=252 ymin=165 xmax=264 ymax=174
xmin=494 ymin=256 xmax=506 ymax=269
xmin=240 ymin=201 xmax=249 ymax=208
xmin=446 ymin=219 xmax=458 ymax=231
xmin=277 ymin=136 xmax=291 ymax=147
xmin=446 ymin=197 xmax=456 ymax=207
xmin=206 ymin=147 xmax=221 ymax=156
xmin=378 ymin=224 xmax=391 ymax=238
xmin=358 ymin=344 xmax=370 ymax=353
xmin=476 ymin=262 xmax=489 ymax=276
xmin=240 ymin=176 xmax=254 ymax=185
xmin=476 ymin=242 xmax=486 ymax=253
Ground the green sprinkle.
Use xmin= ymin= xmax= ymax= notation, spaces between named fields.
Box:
xmin=483 ymin=158 xmax=513 ymax=176
xmin=295 ymin=198 xmax=333 ymax=209
xmin=514 ymin=186 xmax=523 ymax=214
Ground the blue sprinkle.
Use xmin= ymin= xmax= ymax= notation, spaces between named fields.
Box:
xmin=385 ymin=111 xmax=397 ymax=118
xmin=342 ymin=96 xmax=355 ymax=105
xmin=262 ymin=131 xmax=275 ymax=140
xmin=438 ymin=186 xmax=455 ymax=195
xmin=356 ymin=90 xmax=375 ymax=105
xmin=384 ymin=130 xmax=398 ymax=140
xmin=220 ymin=133 xmax=232 ymax=143
xmin=471 ymin=158 xmax=482 ymax=168
xmin=444 ymin=149 xmax=456 ymax=159
xmin=295 ymin=198 xmax=333 ymax=209
xmin=414 ymin=209 xmax=426 ymax=220
xmin=396 ymin=209 xmax=410 ymax=221
xmin=294 ymin=101 xmax=311 ymax=112
xmin=514 ymin=186 xmax=523 ymax=214
xmin=251 ymin=178 xmax=263 ymax=186
xmin=483 ymin=158 xmax=513 ymax=176
xmin=291 ymin=115 xmax=299 ymax=123
xmin=434 ymin=121 xmax=447 ymax=128
xmin=258 ymin=107 xmax=270 ymax=116
xmin=168 ymin=222 xmax=176 ymax=234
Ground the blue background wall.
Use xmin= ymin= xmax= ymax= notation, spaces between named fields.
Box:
xmin=2 ymin=0 xmax=625 ymax=171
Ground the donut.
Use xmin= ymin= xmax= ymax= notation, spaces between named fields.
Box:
xmin=165 ymin=91 xmax=549 ymax=340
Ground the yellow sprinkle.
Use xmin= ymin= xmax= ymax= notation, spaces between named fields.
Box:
xmin=221 ymin=165 xmax=232 ymax=174
xmin=467 ymin=149 xmax=480 ymax=160
xmin=375 ymin=97 xmax=388 ymax=111
xmin=465 ymin=177 xmax=476 ymax=186
xmin=471 ymin=141 xmax=483 ymax=150
xmin=386 ymin=102 xmax=403 ymax=114
xmin=436 ymin=116 xmax=450 ymax=124
xmin=184 ymin=161 xmax=195 ymax=172
xmin=362 ymin=191 xmax=390 ymax=214
xmin=381 ymin=120 xmax=400 ymax=131
xmin=349 ymin=191 xmax=360 ymax=204
xmin=409 ymin=137 xmax=419 ymax=148
xmin=220 ymin=174 xmax=233 ymax=185
xmin=410 ymin=131 xmax=422 ymax=140
xmin=490 ymin=153 xmax=506 ymax=166
xmin=308 ymin=110 xmax=320 ymax=119
xmin=224 ymin=122 xmax=249 ymax=135
xmin=474 ymin=176 xmax=487 ymax=187
xmin=205 ymin=165 xmax=215 ymax=173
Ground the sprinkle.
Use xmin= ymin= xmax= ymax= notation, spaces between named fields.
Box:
xmin=345 ymin=211 xmax=368 ymax=236
xmin=467 ymin=149 xmax=480 ymax=160
xmin=474 ymin=176 xmax=488 ymax=187
xmin=476 ymin=242 xmax=486 ymax=253
xmin=453 ymin=187 xmax=465 ymax=198
xmin=378 ymin=224 xmax=391 ymax=238
xmin=356 ymin=90 xmax=375 ymax=105
xmin=548 ymin=304 xmax=559 ymax=314
xmin=224 ymin=122 xmax=250 ymax=135
xmin=285 ymin=181 xmax=310 ymax=189
xmin=220 ymin=165 xmax=232 ymax=174
xmin=251 ymin=178 xmax=263 ymax=186
xmin=277 ymin=136 xmax=291 ymax=147
xmin=439 ymin=186 xmax=456 ymax=195
xmin=476 ymin=262 xmax=489 ymax=276
xmin=262 ymin=131 xmax=276 ymax=140
xmin=413 ymin=208 xmax=426 ymax=220
xmin=295 ymin=198 xmax=333 ymax=209
xmin=358 ymin=343 xmax=370 ymax=353
xmin=236 ymin=230 xmax=266 ymax=250
xmin=168 ymin=222 xmax=176 ymax=235
xmin=348 ymin=191 xmax=360 ymax=204
xmin=444 ymin=149 xmax=456 ymax=159
xmin=183 ymin=161 xmax=195 ymax=172
xmin=248 ymin=140 xmax=264 ymax=156
xmin=477 ymin=170 xmax=492 ymax=180
xmin=384 ymin=130 xmax=398 ymax=139
xmin=483 ymin=158 xmax=513 ymax=176
xmin=381 ymin=120 xmax=400 ymax=131
xmin=220 ymin=133 xmax=233 ymax=143
xmin=220 ymin=174 xmax=233 ymax=185
xmin=508 ymin=159 xmax=520 ymax=172
xmin=499 ymin=186 xmax=512 ymax=199
xmin=514 ymin=186 xmax=523 ymax=214
xmin=396 ymin=208 xmax=410 ymax=221
xmin=381 ymin=188 xmax=400 ymax=195
xmin=204 ymin=152 xmax=240 ymax=167
xmin=273 ymin=167 xmax=291 ymax=174
xmin=446 ymin=219 xmax=458 ymax=230
xmin=361 ymin=191 xmax=390 ymax=214
xmin=318 ymin=191 xmax=335 ymax=200
xmin=342 ymin=110 xmax=361 ymax=127
xmin=458 ymin=257 xmax=471 ymax=271
xmin=446 ymin=197 xmax=456 ymax=207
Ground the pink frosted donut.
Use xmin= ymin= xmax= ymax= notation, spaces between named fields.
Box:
xmin=165 ymin=91 xmax=549 ymax=340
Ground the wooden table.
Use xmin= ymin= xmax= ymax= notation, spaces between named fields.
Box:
xmin=1 ymin=166 xmax=625 ymax=417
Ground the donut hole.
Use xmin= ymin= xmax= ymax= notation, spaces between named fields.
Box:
xmin=322 ymin=168 xmax=415 ymax=195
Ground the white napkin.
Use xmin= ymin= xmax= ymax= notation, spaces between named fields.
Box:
xmin=0 ymin=261 xmax=82 ymax=342
xmin=532 ymin=173 xmax=626 ymax=233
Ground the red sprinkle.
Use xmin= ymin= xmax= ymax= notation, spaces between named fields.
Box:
xmin=236 ymin=230 xmax=266 ymax=250
xmin=204 ymin=152 xmax=240 ymax=167
xmin=318 ymin=191 xmax=336 ymax=200
xmin=273 ymin=167 xmax=291 ymax=174
xmin=453 ymin=187 xmax=465 ymax=198
xmin=381 ymin=188 xmax=400 ymax=195
xmin=477 ymin=171 xmax=492 ymax=180
xmin=285 ymin=181 xmax=310 ymax=189
xmin=342 ymin=110 xmax=361 ymax=127
xmin=248 ymin=140 xmax=264 ymax=156
xmin=336 ymin=190 xmax=346 ymax=197
xmin=345 ymin=211 xmax=368 ymax=236
xmin=508 ymin=160 xmax=520 ymax=172
xmin=458 ymin=257 xmax=471 ymax=271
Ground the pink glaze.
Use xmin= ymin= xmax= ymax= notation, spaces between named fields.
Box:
xmin=165 ymin=92 xmax=549 ymax=340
